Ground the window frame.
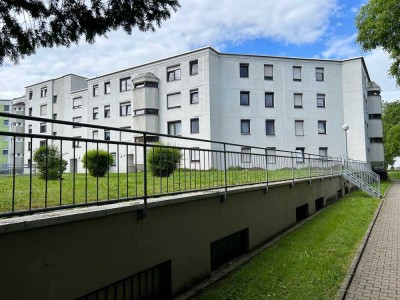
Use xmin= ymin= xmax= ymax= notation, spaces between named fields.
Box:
xmin=190 ymin=147 xmax=200 ymax=162
xmin=93 ymin=84 xmax=99 ymax=97
xmin=166 ymin=65 xmax=181 ymax=82
xmin=319 ymin=147 xmax=328 ymax=157
xmin=316 ymin=67 xmax=324 ymax=81
xmin=190 ymin=118 xmax=199 ymax=134
xmin=104 ymin=105 xmax=111 ymax=118
xmin=72 ymin=116 xmax=82 ymax=128
xmin=318 ymin=120 xmax=327 ymax=134
xmin=295 ymin=147 xmax=305 ymax=163
xmin=294 ymin=93 xmax=303 ymax=108
xmin=104 ymin=130 xmax=110 ymax=141
xmin=293 ymin=66 xmax=302 ymax=81
xmin=119 ymin=102 xmax=131 ymax=116
xmin=240 ymin=63 xmax=249 ymax=78
xmin=40 ymin=122 xmax=47 ymax=133
xmin=265 ymin=119 xmax=275 ymax=136
xmin=241 ymin=147 xmax=251 ymax=163
xmin=190 ymin=89 xmax=199 ymax=104
xmin=264 ymin=64 xmax=273 ymax=80
xmin=240 ymin=119 xmax=251 ymax=135
xmin=265 ymin=92 xmax=274 ymax=108
xmin=167 ymin=92 xmax=182 ymax=109
xmin=189 ymin=60 xmax=199 ymax=76
xmin=240 ymin=91 xmax=250 ymax=106
xmin=104 ymin=81 xmax=111 ymax=94
xmin=295 ymin=120 xmax=304 ymax=136
xmin=120 ymin=77 xmax=131 ymax=92
xmin=93 ymin=107 xmax=99 ymax=120
xmin=317 ymin=94 xmax=326 ymax=108
xmin=167 ymin=120 xmax=182 ymax=136
xmin=40 ymin=87 xmax=47 ymax=98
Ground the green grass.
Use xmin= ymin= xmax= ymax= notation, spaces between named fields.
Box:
xmin=388 ymin=170 xmax=400 ymax=179
xmin=193 ymin=183 xmax=391 ymax=300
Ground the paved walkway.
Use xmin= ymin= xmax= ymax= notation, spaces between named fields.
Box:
xmin=345 ymin=181 xmax=400 ymax=300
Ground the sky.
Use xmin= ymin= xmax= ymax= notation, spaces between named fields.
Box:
xmin=1 ymin=0 xmax=399 ymax=102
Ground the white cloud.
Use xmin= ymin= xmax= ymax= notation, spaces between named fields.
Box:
xmin=321 ymin=34 xmax=359 ymax=59
xmin=0 ymin=0 xmax=337 ymax=99
xmin=351 ymin=7 xmax=358 ymax=13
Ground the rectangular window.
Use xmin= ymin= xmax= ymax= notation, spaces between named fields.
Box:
xmin=319 ymin=147 xmax=328 ymax=157
xmin=241 ymin=147 xmax=251 ymax=163
xmin=316 ymin=67 xmax=324 ymax=81
xmin=267 ymin=147 xmax=276 ymax=164
xmin=111 ymin=152 xmax=117 ymax=166
xmin=2 ymin=149 xmax=8 ymax=155
xmin=168 ymin=121 xmax=182 ymax=136
xmin=120 ymin=102 xmax=131 ymax=116
xmin=240 ymin=91 xmax=250 ymax=106
xmin=28 ymin=91 xmax=33 ymax=100
xmin=104 ymin=130 xmax=110 ymax=141
xmin=3 ymin=120 xmax=9 ymax=126
xmin=167 ymin=65 xmax=181 ymax=82
xmin=264 ymin=64 xmax=273 ymax=80
xmin=294 ymin=93 xmax=303 ymax=108
xmin=190 ymin=60 xmax=198 ymax=75
xmin=190 ymin=118 xmax=199 ymax=134
xmin=73 ymin=116 xmax=82 ymax=128
xmin=104 ymin=105 xmax=110 ymax=118
xmin=134 ymin=109 xmax=158 ymax=116
xmin=53 ymin=95 xmax=57 ymax=103
xmin=52 ymin=113 xmax=57 ymax=120
xmin=265 ymin=92 xmax=274 ymax=107
xmin=40 ymin=87 xmax=47 ymax=98
xmin=318 ymin=120 xmax=327 ymax=134
xmin=93 ymin=107 xmax=99 ymax=119
xmin=296 ymin=147 xmax=305 ymax=163
xmin=293 ymin=66 xmax=302 ymax=81
xmin=190 ymin=147 xmax=200 ymax=162
xmin=40 ymin=140 xmax=46 ymax=147
xmin=4 ymin=105 xmax=9 ymax=112
xmin=317 ymin=94 xmax=325 ymax=108
xmin=40 ymin=104 xmax=47 ymax=116
xmin=167 ymin=93 xmax=181 ymax=109
xmin=240 ymin=63 xmax=249 ymax=78
xmin=104 ymin=82 xmax=111 ymax=94
xmin=295 ymin=120 xmax=304 ymax=136
xmin=241 ymin=119 xmax=250 ymax=134
xmin=40 ymin=122 xmax=46 ymax=133
xmin=190 ymin=89 xmax=199 ymax=104
xmin=73 ymin=137 xmax=81 ymax=148
xmin=93 ymin=84 xmax=99 ymax=97
xmin=29 ymin=107 xmax=32 ymax=116
xmin=73 ymin=97 xmax=82 ymax=109
xmin=92 ymin=130 xmax=98 ymax=139
xmin=28 ymin=142 xmax=32 ymax=151
xmin=28 ymin=125 xmax=32 ymax=134
xmin=265 ymin=120 xmax=275 ymax=135
xmin=120 ymin=77 xmax=132 ymax=92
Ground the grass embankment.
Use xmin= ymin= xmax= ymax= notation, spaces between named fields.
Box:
xmin=193 ymin=183 xmax=391 ymax=300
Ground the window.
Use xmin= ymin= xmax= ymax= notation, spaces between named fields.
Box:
xmin=370 ymin=138 xmax=383 ymax=143
xmin=40 ymin=140 xmax=47 ymax=147
xmin=120 ymin=77 xmax=132 ymax=92
xmin=369 ymin=114 xmax=382 ymax=119
xmin=190 ymin=60 xmax=198 ymax=75
xmin=29 ymin=107 xmax=32 ymax=116
xmin=40 ymin=122 xmax=46 ymax=133
xmin=104 ymin=82 xmax=111 ymax=94
xmin=73 ymin=97 xmax=82 ymax=109
xmin=267 ymin=147 xmax=276 ymax=164
xmin=190 ymin=118 xmax=199 ymax=134
xmin=265 ymin=92 xmax=274 ymax=107
xmin=28 ymin=142 xmax=31 ymax=151
xmin=316 ymin=67 xmax=324 ymax=81
xmin=317 ymin=94 xmax=325 ymax=108
xmin=120 ymin=102 xmax=131 ymax=116
xmin=111 ymin=153 xmax=117 ymax=166
xmin=240 ymin=91 xmax=250 ymax=106
xmin=92 ymin=130 xmax=98 ymax=139
xmin=72 ymin=116 xmax=82 ymax=128
xmin=2 ymin=149 xmax=8 ymax=155
xmin=53 ymin=95 xmax=57 ymax=103
xmin=190 ymin=148 xmax=200 ymax=162
xmin=93 ymin=84 xmax=99 ymax=97
xmin=73 ymin=137 xmax=81 ymax=148
xmin=104 ymin=130 xmax=110 ymax=141
xmin=265 ymin=120 xmax=275 ymax=135
xmin=295 ymin=120 xmax=304 ymax=136
xmin=40 ymin=87 xmax=47 ymax=98
xmin=52 ymin=113 xmax=57 ymax=120
xmin=3 ymin=105 xmax=9 ymax=112
xmin=168 ymin=121 xmax=182 ymax=136
xmin=190 ymin=89 xmax=199 ymax=104
xmin=293 ymin=66 xmax=301 ymax=81
xmin=319 ymin=147 xmax=328 ymax=157
xmin=241 ymin=119 xmax=250 ymax=134
xmin=119 ymin=126 xmax=131 ymax=141
xmin=104 ymin=105 xmax=111 ymax=118
xmin=3 ymin=120 xmax=9 ymax=126
xmin=318 ymin=120 xmax=327 ymax=134
xmin=264 ymin=64 xmax=273 ymax=80
xmin=240 ymin=63 xmax=249 ymax=78
xmin=28 ymin=125 xmax=32 ymax=133
xmin=294 ymin=93 xmax=303 ymax=108
xmin=28 ymin=91 xmax=33 ymax=100
xmin=134 ymin=109 xmax=158 ymax=116
xmin=93 ymin=107 xmax=99 ymax=119
xmin=241 ymin=147 xmax=251 ymax=163
xmin=40 ymin=104 xmax=47 ymax=116
xmin=167 ymin=65 xmax=181 ymax=82
xmin=295 ymin=147 xmax=305 ymax=163
xmin=167 ymin=93 xmax=181 ymax=109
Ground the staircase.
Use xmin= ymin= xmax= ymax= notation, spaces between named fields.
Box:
xmin=342 ymin=157 xmax=381 ymax=198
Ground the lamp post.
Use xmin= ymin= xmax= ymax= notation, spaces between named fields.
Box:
xmin=342 ymin=124 xmax=349 ymax=171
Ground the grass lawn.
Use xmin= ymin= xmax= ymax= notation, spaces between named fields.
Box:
xmin=388 ymin=170 xmax=400 ymax=179
xmin=193 ymin=182 xmax=391 ymax=300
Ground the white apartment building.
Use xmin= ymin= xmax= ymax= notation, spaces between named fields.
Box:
xmin=19 ymin=47 xmax=384 ymax=172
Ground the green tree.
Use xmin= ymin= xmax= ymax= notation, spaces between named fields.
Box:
xmin=356 ymin=0 xmax=400 ymax=85
xmin=0 ymin=0 xmax=180 ymax=65
xmin=382 ymin=100 xmax=400 ymax=163
xmin=82 ymin=150 xmax=114 ymax=177
xmin=147 ymin=144 xmax=181 ymax=177
xmin=33 ymin=145 xmax=67 ymax=180
xmin=385 ymin=124 xmax=400 ymax=164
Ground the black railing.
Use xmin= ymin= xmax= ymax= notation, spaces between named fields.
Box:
xmin=0 ymin=112 xmax=342 ymax=218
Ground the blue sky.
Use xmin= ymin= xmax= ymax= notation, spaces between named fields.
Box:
xmin=1 ymin=0 xmax=399 ymax=101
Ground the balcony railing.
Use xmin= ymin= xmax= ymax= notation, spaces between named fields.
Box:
xmin=0 ymin=112 xmax=342 ymax=218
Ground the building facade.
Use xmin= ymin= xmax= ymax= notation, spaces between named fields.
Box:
xmin=17 ymin=47 xmax=384 ymax=172
xmin=0 ymin=99 xmax=11 ymax=166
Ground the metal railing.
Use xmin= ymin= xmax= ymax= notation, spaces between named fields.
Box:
xmin=0 ymin=164 xmax=37 ymax=175
xmin=0 ymin=112 xmax=342 ymax=218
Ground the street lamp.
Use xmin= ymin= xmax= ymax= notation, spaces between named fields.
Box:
xmin=342 ymin=124 xmax=349 ymax=171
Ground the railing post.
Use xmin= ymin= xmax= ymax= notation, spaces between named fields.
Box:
xmin=308 ymin=154 xmax=311 ymax=183
xmin=265 ymin=148 xmax=269 ymax=190
xmin=223 ymin=143 xmax=228 ymax=201
xmin=142 ymin=133 xmax=148 ymax=218
xmin=321 ymin=156 xmax=324 ymax=178
xmin=291 ymin=152 xmax=295 ymax=187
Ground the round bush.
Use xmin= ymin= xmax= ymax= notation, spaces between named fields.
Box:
xmin=82 ymin=150 xmax=114 ymax=177
xmin=147 ymin=145 xmax=181 ymax=177
xmin=33 ymin=145 xmax=67 ymax=180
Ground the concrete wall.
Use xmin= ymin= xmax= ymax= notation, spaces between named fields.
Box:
xmin=0 ymin=176 xmax=348 ymax=299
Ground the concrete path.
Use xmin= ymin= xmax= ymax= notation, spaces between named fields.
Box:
xmin=345 ymin=181 xmax=400 ymax=300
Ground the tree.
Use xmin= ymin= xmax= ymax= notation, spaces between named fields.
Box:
xmin=147 ymin=144 xmax=181 ymax=177
xmin=382 ymin=100 xmax=400 ymax=163
xmin=33 ymin=145 xmax=67 ymax=180
xmin=0 ymin=0 xmax=180 ymax=65
xmin=356 ymin=0 xmax=400 ymax=85
xmin=82 ymin=150 xmax=114 ymax=177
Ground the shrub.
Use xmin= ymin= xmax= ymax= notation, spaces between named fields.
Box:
xmin=33 ymin=145 xmax=67 ymax=180
xmin=82 ymin=150 xmax=114 ymax=177
xmin=147 ymin=144 xmax=181 ymax=177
